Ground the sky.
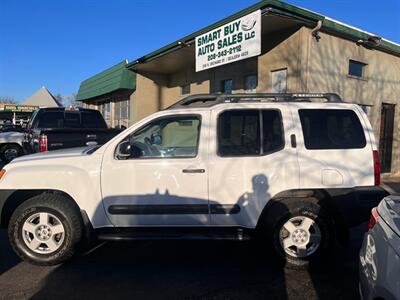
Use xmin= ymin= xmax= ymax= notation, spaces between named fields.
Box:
xmin=0 ymin=0 xmax=399 ymax=102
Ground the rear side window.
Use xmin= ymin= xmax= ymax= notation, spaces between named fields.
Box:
xmin=64 ymin=112 xmax=80 ymax=128
xmin=218 ymin=110 xmax=260 ymax=156
xmin=299 ymin=109 xmax=366 ymax=149
xmin=218 ymin=109 xmax=284 ymax=156
xmin=81 ymin=111 xmax=107 ymax=128
xmin=37 ymin=112 xmax=64 ymax=128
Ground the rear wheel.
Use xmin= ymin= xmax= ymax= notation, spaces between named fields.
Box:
xmin=260 ymin=198 xmax=334 ymax=268
xmin=0 ymin=144 xmax=23 ymax=163
xmin=8 ymin=193 xmax=83 ymax=266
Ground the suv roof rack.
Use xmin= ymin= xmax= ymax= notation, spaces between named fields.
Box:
xmin=167 ymin=93 xmax=343 ymax=109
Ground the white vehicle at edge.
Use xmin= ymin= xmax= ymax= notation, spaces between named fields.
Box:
xmin=0 ymin=131 xmax=24 ymax=162
xmin=0 ymin=93 xmax=387 ymax=266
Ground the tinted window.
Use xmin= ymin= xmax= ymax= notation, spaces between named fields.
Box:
xmin=81 ymin=111 xmax=107 ymax=128
xmin=37 ymin=111 xmax=64 ymax=128
xmin=262 ymin=110 xmax=284 ymax=153
xmin=299 ymin=109 xmax=366 ymax=149
xmin=130 ymin=115 xmax=201 ymax=158
xmin=218 ymin=110 xmax=260 ymax=156
xmin=64 ymin=112 xmax=80 ymax=128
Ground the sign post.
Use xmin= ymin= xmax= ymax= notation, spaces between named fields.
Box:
xmin=195 ymin=10 xmax=261 ymax=72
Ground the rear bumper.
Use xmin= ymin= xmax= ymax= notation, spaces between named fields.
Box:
xmin=327 ymin=186 xmax=389 ymax=228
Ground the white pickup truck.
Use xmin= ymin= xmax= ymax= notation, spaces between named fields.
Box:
xmin=0 ymin=93 xmax=388 ymax=267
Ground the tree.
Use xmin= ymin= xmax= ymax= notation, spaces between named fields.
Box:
xmin=54 ymin=93 xmax=63 ymax=104
xmin=0 ymin=96 xmax=17 ymax=104
xmin=62 ymin=93 xmax=80 ymax=107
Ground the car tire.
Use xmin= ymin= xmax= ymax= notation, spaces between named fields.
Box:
xmin=260 ymin=198 xmax=335 ymax=269
xmin=8 ymin=193 xmax=83 ymax=266
xmin=0 ymin=144 xmax=23 ymax=163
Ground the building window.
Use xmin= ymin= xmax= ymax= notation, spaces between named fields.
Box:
xmin=271 ymin=69 xmax=287 ymax=93
xmin=348 ymin=60 xmax=366 ymax=78
xmin=181 ymin=84 xmax=191 ymax=95
xmin=221 ymin=79 xmax=233 ymax=94
xmin=244 ymin=74 xmax=257 ymax=93
xmin=102 ymin=102 xmax=111 ymax=126
xmin=114 ymin=100 xmax=130 ymax=128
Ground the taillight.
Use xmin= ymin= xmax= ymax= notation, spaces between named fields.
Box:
xmin=39 ymin=135 xmax=48 ymax=152
xmin=367 ymin=207 xmax=379 ymax=230
xmin=373 ymin=150 xmax=381 ymax=186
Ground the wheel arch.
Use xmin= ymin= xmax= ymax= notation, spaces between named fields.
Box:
xmin=1 ymin=189 xmax=85 ymax=229
xmin=256 ymin=188 xmax=349 ymax=244
xmin=0 ymin=142 xmax=23 ymax=149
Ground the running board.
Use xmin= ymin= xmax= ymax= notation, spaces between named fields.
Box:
xmin=96 ymin=227 xmax=253 ymax=241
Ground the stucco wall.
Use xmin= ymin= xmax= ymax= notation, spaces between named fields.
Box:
xmin=132 ymin=27 xmax=303 ymax=122
xmin=130 ymin=26 xmax=400 ymax=173
xmin=305 ymin=29 xmax=400 ymax=173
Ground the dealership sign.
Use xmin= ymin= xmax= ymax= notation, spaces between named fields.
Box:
xmin=195 ymin=10 xmax=261 ymax=72
xmin=0 ymin=104 xmax=38 ymax=112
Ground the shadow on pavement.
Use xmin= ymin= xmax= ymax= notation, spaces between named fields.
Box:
xmin=27 ymin=237 xmax=361 ymax=300
xmin=0 ymin=229 xmax=20 ymax=275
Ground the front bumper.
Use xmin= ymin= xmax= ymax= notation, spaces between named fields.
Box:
xmin=0 ymin=189 xmax=17 ymax=227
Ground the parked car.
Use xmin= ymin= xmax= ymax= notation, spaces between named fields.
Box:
xmin=359 ymin=195 xmax=400 ymax=300
xmin=0 ymin=131 xmax=24 ymax=163
xmin=0 ymin=124 xmax=24 ymax=133
xmin=23 ymin=107 xmax=122 ymax=154
xmin=0 ymin=93 xmax=388 ymax=266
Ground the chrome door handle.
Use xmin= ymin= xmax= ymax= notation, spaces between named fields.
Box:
xmin=182 ymin=169 xmax=205 ymax=174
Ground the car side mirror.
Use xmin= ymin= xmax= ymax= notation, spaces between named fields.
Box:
xmin=116 ymin=141 xmax=132 ymax=159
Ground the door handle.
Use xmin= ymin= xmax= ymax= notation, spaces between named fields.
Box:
xmin=182 ymin=169 xmax=205 ymax=174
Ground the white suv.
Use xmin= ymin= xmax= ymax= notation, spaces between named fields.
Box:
xmin=0 ymin=93 xmax=387 ymax=266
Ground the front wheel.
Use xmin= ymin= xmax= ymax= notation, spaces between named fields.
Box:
xmin=8 ymin=194 xmax=83 ymax=266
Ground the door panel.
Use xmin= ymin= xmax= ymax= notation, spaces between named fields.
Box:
xmin=293 ymin=104 xmax=374 ymax=187
xmin=208 ymin=105 xmax=299 ymax=228
xmin=101 ymin=112 xmax=210 ymax=226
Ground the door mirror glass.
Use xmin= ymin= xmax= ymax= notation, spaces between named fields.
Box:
xmin=116 ymin=141 xmax=132 ymax=159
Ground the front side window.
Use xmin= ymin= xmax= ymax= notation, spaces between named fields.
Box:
xmin=218 ymin=109 xmax=284 ymax=156
xmin=127 ymin=115 xmax=201 ymax=159
xmin=299 ymin=109 xmax=366 ymax=149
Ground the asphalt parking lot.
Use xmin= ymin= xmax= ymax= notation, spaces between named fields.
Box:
xmin=0 ymin=181 xmax=398 ymax=300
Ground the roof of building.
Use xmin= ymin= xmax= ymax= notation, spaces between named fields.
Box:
xmin=76 ymin=0 xmax=400 ymax=102
xmin=76 ymin=60 xmax=136 ymax=102
xmin=126 ymin=0 xmax=400 ymax=70
xmin=24 ymin=86 xmax=62 ymax=107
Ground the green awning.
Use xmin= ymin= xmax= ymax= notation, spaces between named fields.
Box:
xmin=76 ymin=60 xmax=136 ymax=101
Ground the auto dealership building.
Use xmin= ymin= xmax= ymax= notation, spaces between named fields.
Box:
xmin=76 ymin=0 xmax=400 ymax=173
